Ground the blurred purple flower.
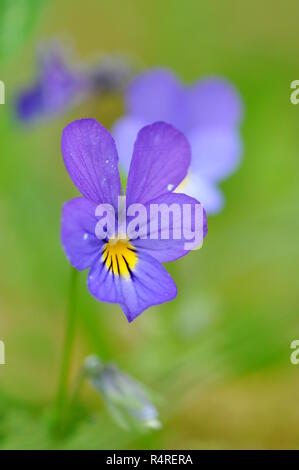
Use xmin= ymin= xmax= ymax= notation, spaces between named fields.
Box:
xmin=113 ymin=68 xmax=244 ymax=214
xmin=84 ymin=355 xmax=161 ymax=430
xmin=16 ymin=46 xmax=86 ymax=122
xmin=16 ymin=44 xmax=132 ymax=123
xmin=60 ymin=119 xmax=207 ymax=322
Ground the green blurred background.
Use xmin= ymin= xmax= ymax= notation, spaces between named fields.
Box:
xmin=0 ymin=0 xmax=299 ymax=449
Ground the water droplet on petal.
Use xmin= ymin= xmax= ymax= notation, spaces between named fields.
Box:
xmin=83 ymin=233 xmax=89 ymax=240
xmin=105 ymin=159 xmax=109 ymax=164
xmin=167 ymin=184 xmax=174 ymax=191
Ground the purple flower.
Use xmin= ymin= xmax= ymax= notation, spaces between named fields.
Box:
xmin=60 ymin=118 xmax=207 ymax=322
xmin=113 ymin=68 xmax=244 ymax=214
xmin=16 ymin=44 xmax=132 ymax=123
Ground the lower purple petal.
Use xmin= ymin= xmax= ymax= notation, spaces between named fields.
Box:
xmin=87 ymin=251 xmax=177 ymax=322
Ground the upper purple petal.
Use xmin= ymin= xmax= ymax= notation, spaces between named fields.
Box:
xmin=126 ymin=122 xmax=191 ymax=206
xmin=61 ymin=197 xmax=102 ymax=270
xmin=125 ymin=68 xmax=186 ymax=129
xmin=87 ymin=251 xmax=177 ymax=322
xmin=61 ymin=119 xmax=121 ymax=206
xmin=186 ymin=77 xmax=243 ymax=130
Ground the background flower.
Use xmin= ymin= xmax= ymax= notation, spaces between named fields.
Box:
xmin=113 ymin=68 xmax=243 ymax=214
xmin=16 ymin=42 xmax=132 ymax=123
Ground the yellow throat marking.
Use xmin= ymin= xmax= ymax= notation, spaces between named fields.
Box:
xmin=102 ymin=238 xmax=138 ymax=278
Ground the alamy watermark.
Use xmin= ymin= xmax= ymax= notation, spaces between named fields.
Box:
xmin=290 ymin=80 xmax=299 ymax=105
xmin=290 ymin=340 xmax=299 ymax=365
xmin=0 ymin=340 xmax=5 ymax=364
xmin=94 ymin=196 xmax=205 ymax=251
xmin=0 ymin=80 xmax=5 ymax=105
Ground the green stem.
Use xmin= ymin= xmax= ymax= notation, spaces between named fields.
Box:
xmin=55 ymin=267 xmax=78 ymax=433
xmin=68 ymin=369 xmax=85 ymax=412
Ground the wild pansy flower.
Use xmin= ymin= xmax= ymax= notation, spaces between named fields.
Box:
xmin=113 ymin=68 xmax=243 ymax=214
xmin=60 ymin=118 xmax=207 ymax=322
xmin=16 ymin=44 xmax=132 ymax=123
xmin=84 ymin=355 xmax=160 ymax=430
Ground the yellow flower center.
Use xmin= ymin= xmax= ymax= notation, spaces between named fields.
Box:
xmin=102 ymin=238 xmax=138 ymax=278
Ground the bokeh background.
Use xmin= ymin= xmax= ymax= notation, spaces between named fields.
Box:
xmin=0 ymin=0 xmax=299 ymax=449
